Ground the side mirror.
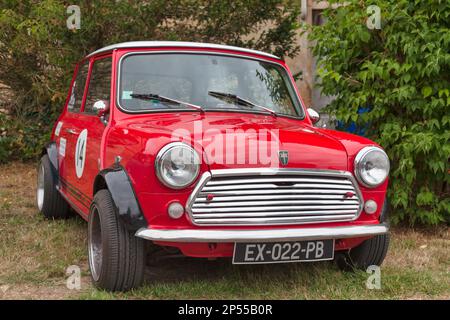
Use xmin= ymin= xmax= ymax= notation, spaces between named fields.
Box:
xmin=93 ymin=100 xmax=109 ymax=117
xmin=307 ymin=108 xmax=320 ymax=125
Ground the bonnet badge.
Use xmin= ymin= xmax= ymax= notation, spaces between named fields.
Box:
xmin=279 ymin=150 xmax=289 ymax=166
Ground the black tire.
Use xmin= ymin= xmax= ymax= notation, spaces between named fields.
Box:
xmin=37 ymin=154 xmax=71 ymax=219
xmin=88 ymin=189 xmax=145 ymax=291
xmin=336 ymin=233 xmax=390 ymax=271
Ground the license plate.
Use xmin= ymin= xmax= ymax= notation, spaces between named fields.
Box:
xmin=232 ymin=240 xmax=334 ymax=264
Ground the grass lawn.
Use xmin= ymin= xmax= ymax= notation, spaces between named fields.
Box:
xmin=0 ymin=162 xmax=448 ymax=300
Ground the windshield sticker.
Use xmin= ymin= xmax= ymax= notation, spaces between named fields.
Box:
xmin=122 ymin=91 xmax=133 ymax=100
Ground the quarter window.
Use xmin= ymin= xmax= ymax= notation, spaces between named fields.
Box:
xmin=84 ymin=58 xmax=112 ymax=115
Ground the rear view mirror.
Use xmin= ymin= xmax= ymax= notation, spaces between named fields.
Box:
xmin=307 ymin=108 xmax=320 ymax=125
xmin=93 ymin=100 xmax=109 ymax=117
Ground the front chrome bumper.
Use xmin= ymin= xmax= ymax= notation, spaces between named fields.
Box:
xmin=135 ymin=223 xmax=388 ymax=243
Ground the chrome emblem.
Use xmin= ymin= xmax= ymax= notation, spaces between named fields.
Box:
xmin=279 ymin=150 xmax=289 ymax=166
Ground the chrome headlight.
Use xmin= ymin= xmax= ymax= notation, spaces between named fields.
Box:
xmin=354 ymin=146 xmax=390 ymax=188
xmin=155 ymin=142 xmax=200 ymax=189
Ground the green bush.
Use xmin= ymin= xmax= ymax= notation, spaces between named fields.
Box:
xmin=0 ymin=110 xmax=51 ymax=163
xmin=308 ymin=0 xmax=450 ymax=225
xmin=0 ymin=0 xmax=300 ymax=162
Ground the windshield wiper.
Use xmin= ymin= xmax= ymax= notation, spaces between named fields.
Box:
xmin=130 ymin=93 xmax=204 ymax=113
xmin=208 ymin=91 xmax=277 ymax=117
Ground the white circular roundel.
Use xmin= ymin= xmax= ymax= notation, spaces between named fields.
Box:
xmin=75 ymin=129 xmax=88 ymax=178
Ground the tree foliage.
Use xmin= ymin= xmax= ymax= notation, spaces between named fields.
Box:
xmin=0 ymin=0 xmax=300 ymax=161
xmin=308 ymin=0 xmax=450 ymax=225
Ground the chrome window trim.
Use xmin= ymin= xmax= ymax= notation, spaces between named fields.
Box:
xmin=115 ymin=51 xmax=305 ymax=119
xmin=185 ymin=168 xmax=364 ymax=227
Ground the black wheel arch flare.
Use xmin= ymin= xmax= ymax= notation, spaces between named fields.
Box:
xmin=41 ymin=141 xmax=60 ymax=185
xmin=44 ymin=141 xmax=147 ymax=230
xmin=43 ymin=141 xmax=59 ymax=179
xmin=93 ymin=165 xmax=147 ymax=231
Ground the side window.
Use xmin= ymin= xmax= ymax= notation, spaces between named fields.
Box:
xmin=84 ymin=58 xmax=112 ymax=115
xmin=67 ymin=61 xmax=89 ymax=112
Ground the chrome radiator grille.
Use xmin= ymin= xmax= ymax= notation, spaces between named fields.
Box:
xmin=186 ymin=169 xmax=363 ymax=226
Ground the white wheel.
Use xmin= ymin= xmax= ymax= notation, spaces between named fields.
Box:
xmin=88 ymin=206 xmax=103 ymax=282
xmin=36 ymin=163 xmax=45 ymax=211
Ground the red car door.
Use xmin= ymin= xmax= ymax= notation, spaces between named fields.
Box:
xmin=57 ymin=60 xmax=90 ymax=214
xmin=68 ymin=55 xmax=113 ymax=213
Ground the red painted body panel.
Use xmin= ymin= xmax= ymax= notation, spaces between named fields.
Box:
xmin=52 ymin=45 xmax=388 ymax=258
xmin=154 ymin=237 xmax=369 ymax=258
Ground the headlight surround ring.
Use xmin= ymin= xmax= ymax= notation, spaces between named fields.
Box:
xmin=354 ymin=146 xmax=390 ymax=188
xmin=155 ymin=142 xmax=200 ymax=189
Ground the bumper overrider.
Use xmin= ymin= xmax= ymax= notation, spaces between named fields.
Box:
xmin=135 ymin=223 xmax=389 ymax=243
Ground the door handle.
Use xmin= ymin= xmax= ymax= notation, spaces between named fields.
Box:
xmin=65 ymin=128 xmax=79 ymax=135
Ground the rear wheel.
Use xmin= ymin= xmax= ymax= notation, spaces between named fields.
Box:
xmin=336 ymin=233 xmax=390 ymax=271
xmin=88 ymin=189 xmax=145 ymax=291
xmin=37 ymin=154 xmax=71 ymax=219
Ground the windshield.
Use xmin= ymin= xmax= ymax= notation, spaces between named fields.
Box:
xmin=118 ymin=53 xmax=303 ymax=117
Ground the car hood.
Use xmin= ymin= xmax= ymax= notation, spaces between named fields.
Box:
xmin=122 ymin=112 xmax=349 ymax=171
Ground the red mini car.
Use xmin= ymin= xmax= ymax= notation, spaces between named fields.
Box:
xmin=37 ymin=41 xmax=390 ymax=291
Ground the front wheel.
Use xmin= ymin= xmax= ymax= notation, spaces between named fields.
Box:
xmin=88 ymin=189 xmax=145 ymax=291
xmin=336 ymin=233 xmax=390 ymax=271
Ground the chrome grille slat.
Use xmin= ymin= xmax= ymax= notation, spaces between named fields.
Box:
xmin=202 ymin=183 xmax=355 ymax=192
xmin=199 ymin=189 xmax=354 ymax=196
xmin=192 ymin=200 xmax=360 ymax=208
xmin=186 ymin=169 xmax=363 ymax=226
xmin=206 ymin=177 xmax=352 ymax=186
xmin=193 ymin=210 xmax=359 ymax=218
xmin=192 ymin=215 xmax=357 ymax=225
xmin=191 ymin=205 xmax=360 ymax=213
xmin=195 ymin=194 xmax=356 ymax=202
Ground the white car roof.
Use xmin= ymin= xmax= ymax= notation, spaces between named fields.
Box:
xmin=86 ymin=41 xmax=280 ymax=59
